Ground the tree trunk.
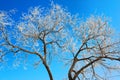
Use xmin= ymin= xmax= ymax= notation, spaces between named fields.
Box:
xmin=43 ymin=61 xmax=53 ymax=80
xmin=36 ymin=53 xmax=53 ymax=80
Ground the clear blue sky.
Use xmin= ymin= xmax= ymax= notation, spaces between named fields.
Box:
xmin=0 ymin=0 xmax=120 ymax=80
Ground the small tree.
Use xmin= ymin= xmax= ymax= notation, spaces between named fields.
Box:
xmin=0 ymin=4 xmax=120 ymax=80
xmin=67 ymin=16 xmax=120 ymax=80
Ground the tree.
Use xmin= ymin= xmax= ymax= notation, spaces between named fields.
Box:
xmin=0 ymin=4 xmax=74 ymax=80
xmin=67 ymin=16 xmax=120 ymax=80
xmin=0 ymin=4 xmax=120 ymax=80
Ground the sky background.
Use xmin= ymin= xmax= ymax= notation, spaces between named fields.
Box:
xmin=0 ymin=0 xmax=120 ymax=80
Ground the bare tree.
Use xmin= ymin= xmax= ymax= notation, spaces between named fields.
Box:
xmin=0 ymin=4 xmax=74 ymax=80
xmin=0 ymin=4 xmax=120 ymax=80
xmin=67 ymin=16 xmax=120 ymax=80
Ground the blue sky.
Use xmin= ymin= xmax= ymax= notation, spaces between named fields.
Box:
xmin=0 ymin=0 xmax=120 ymax=30
xmin=0 ymin=0 xmax=120 ymax=80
